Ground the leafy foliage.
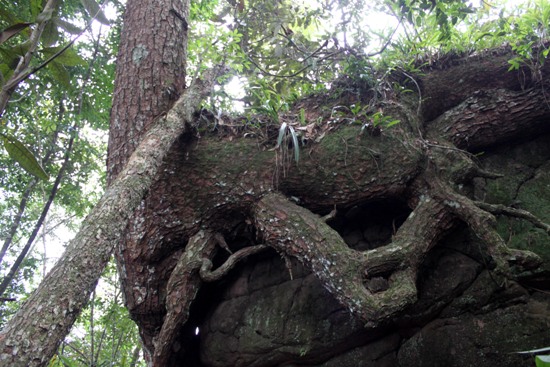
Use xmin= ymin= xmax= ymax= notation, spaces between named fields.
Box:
xmin=0 ymin=0 xmax=121 ymax=321
xmin=0 ymin=0 xmax=549 ymax=365
xmin=505 ymin=0 xmax=550 ymax=81
xmin=186 ymin=0 xmax=550 ymax=119
xmin=0 ymin=0 xmax=139 ymax=362
xmin=0 ymin=129 xmax=48 ymax=180
xmin=276 ymin=121 xmax=300 ymax=163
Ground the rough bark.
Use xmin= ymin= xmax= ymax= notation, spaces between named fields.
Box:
xmin=429 ymin=88 xmax=550 ymax=151
xmin=116 ymin=121 xmax=423 ymax=358
xmin=0 ymin=68 xmax=218 ymax=367
xmin=151 ymin=230 xmax=267 ymax=366
xmin=107 ymin=0 xmax=188 ymax=182
xmin=112 ymin=49 xmax=550 ymax=366
xmin=418 ymin=48 xmax=546 ymax=121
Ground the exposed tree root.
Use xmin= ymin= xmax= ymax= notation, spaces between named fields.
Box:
xmin=474 ymin=201 xmax=550 ymax=234
xmin=252 ymin=166 xmax=545 ymax=328
xmin=105 ymin=47 xmax=550 ymax=366
xmin=153 ymin=231 xmax=267 ymax=366
xmin=253 ymin=191 xmax=459 ymax=326
xmin=147 ymin=129 xmax=548 ymax=362
xmin=200 ymin=244 xmax=268 ymax=282
xmin=433 ymin=178 xmax=543 ymax=275
xmin=152 ymin=230 xmax=218 ymax=366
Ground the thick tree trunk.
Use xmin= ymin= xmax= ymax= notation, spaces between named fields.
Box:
xmin=0 ymin=68 xmax=218 ymax=367
xmin=113 ymin=50 xmax=550 ymax=365
xmin=0 ymin=0 xmax=196 ymax=364
xmin=107 ymin=0 xmax=188 ymax=181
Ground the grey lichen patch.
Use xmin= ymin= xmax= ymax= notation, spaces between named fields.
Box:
xmin=132 ymin=44 xmax=149 ymax=65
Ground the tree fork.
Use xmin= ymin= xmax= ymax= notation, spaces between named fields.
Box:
xmin=0 ymin=68 xmax=220 ymax=367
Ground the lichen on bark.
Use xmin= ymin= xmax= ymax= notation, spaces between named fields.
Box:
xmin=110 ymin=48 xmax=550 ymax=365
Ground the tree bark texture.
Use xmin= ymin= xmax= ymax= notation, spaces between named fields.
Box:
xmin=107 ymin=0 xmax=189 ymax=182
xmin=0 ymin=0 xmax=195 ymax=363
xmin=114 ymin=50 xmax=550 ymax=364
xmin=0 ymin=64 xmax=219 ymax=367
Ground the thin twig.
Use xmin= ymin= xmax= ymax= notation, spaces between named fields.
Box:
xmin=475 ymin=201 xmax=550 ymax=233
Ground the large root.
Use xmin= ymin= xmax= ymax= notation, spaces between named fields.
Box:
xmin=253 ymin=191 xmax=454 ymax=326
xmin=252 ymin=177 xmax=544 ymax=327
xmin=152 ymin=230 xmax=266 ymax=366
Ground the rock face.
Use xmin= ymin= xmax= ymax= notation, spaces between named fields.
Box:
xmin=190 ymin=133 xmax=550 ymax=367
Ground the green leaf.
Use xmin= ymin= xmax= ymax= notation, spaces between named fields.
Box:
xmin=0 ymin=62 xmax=13 ymax=82
xmin=536 ymin=355 xmax=550 ymax=367
xmin=53 ymin=18 xmax=83 ymax=35
xmin=0 ymin=47 xmax=21 ymax=71
xmin=41 ymin=20 xmax=60 ymax=47
xmin=80 ymin=0 xmax=110 ymax=25
xmin=0 ymin=8 xmax=17 ymax=24
xmin=0 ymin=23 xmax=32 ymax=45
xmin=42 ymin=46 xmax=86 ymax=66
xmin=276 ymin=122 xmax=287 ymax=148
xmin=47 ymin=61 xmax=72 ymax=88
xmin=8 ymin=40 xmax=31 ymax=57
xmin=288 ymin=125 xmax=300 ymax=163
xmin=0 ymin=132 xmax=49 ymax=181
xmin=474 ymin=32 xmax=493 ymax=42
xmin=30 ymin=0 xmax=42 ymax=19
xmin=299 ymin=108 xmax=306 ymax=125
xmin=386 ymin=119 xmax=400 ymax=127
xmin=507 ymin=58 xmax=521 ymax=71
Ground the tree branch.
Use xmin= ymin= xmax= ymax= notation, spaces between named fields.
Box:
xmin=0 ymin=67 xmax=220 ymax=367
xmin=474 ymin=201 xmax=550 ymax=234
xmin=0 ymin=0 xmax=58 ymax=115
xmin=200 ymin=244 xmax=268 ymax=282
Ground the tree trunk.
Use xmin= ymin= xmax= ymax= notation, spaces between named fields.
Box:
xmin=107 ymin=0 xmax=189 ymax=182
xmin=0 ymin=0 xmax=196 ymax=364
xmin=114 ymin=50 xmax=550 ymax=365
xmin=0 ymin=64 xmax=219 ymax=367
xmin=0 ymin=0 xmax=195 ymax=365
